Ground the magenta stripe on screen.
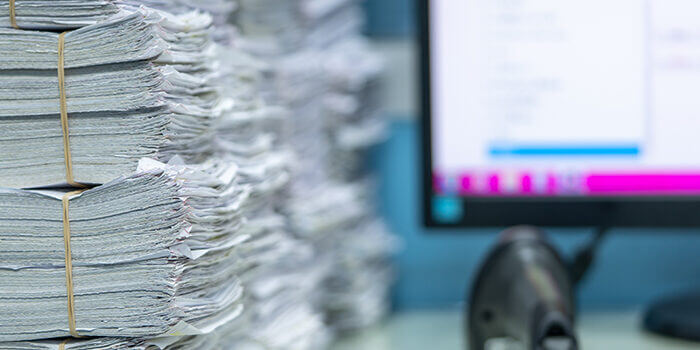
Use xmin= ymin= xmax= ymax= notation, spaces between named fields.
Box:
xmin=586 ymin=174 xmax=700 ymax=193
xmin=459 ymin=175 xmax=472 ymax=194
xmin=521 ymin=174 xmax=533 ymax=194
xmin=488 ymin=174 xmax=500 ymax=193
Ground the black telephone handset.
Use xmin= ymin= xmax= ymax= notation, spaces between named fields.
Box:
xmin=468 ymin=226 xmax=578 ymax=350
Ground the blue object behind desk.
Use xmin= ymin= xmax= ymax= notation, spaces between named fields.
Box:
xmin=369 ymin=120 xmax=700 ymax=310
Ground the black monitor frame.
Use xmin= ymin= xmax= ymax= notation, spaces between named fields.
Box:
xmin=418 ymin=0 xmax=700 ymax=228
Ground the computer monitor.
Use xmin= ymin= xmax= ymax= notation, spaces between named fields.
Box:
xmin=421 ymin=0 xmax=700 ymax=227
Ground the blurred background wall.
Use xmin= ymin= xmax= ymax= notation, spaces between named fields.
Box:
xmin=363 ymin=0 xmax=700 ymax=311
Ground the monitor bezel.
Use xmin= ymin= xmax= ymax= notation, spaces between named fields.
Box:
xmin=419 ymin=0 xmax=700 ymax=228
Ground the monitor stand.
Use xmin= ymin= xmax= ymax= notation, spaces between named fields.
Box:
xmin=643 ymin=290 xmax=700 ymax=341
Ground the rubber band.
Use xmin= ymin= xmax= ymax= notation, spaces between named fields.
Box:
xmin=58 ymin=32 xmax=84 ymax=188
xmin=62 ymin=190 xmax=86 ymax=338
xmin=9 ymin=0 xmax=18 ymax=29
xmin=58 ymin=338 xmax=70 ymax=350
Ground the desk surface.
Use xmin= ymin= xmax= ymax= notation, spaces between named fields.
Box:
xmin=332 ymin=310 xmax=700 ymax=350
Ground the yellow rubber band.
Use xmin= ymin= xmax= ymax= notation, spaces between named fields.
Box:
xmin=62 ymin=190 xmax=86 ymax=338
xmin=9 ymin=0 xmax=18 ymax=29
xmin=58 ymin=32 xmax=84 ymax=188
xmin=58 ymin=338 xmax=70 ymax=350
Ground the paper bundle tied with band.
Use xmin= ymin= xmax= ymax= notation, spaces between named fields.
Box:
xmin=0 ymin=7 xmax=226 ymax=188
xmin=0 ymin=158 xmax=250 ymax=341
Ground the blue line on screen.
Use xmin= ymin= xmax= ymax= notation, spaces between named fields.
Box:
xmin=489 ymin=145 xmax=640 ymax=157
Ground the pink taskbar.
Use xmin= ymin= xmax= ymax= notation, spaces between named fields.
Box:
xmin=433 ymin=171 xmax=700 ymax=196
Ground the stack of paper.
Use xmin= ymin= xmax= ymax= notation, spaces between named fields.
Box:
xmin=1 ymin=0 xmax=393 ymax=347
xmin=231 ymin=7 xmax=339 ymax=348
xmin=0 ymin=323 xmax=228 ymax=350
xmin=0 ymin=1 xmax=286 ymax=348
xmin=0 ymin=0 xmax=119 ymax=30
xmin=0 ymin=7 xmax=224 ymax=188
xmin=235 ymin=0 xmax=398 ymax=337
xmin=319 ymin=219 xmax=397 ymax=331
xmin=317 ymin=33 xmax=396 ymax=336
xmin=0 ymin=158 xmax=249 ymax=341
xmin=123 ymin=0 xmax=238 ymax=43
xmin=235 ymin=0 xmax=363 ymax=55
xmin=225 ymin=235 xmax=332 ymax=350
xmin=234 ymin=1 xmax=372 ymax=194
xmin=113 ymin=2 xmax=324 ymax=349
xmin=324 ymin=38 xmax=386 ymax=181
xmin=214 ymin=35 xmax=329 ymax=350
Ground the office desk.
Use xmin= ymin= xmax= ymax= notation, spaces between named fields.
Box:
xmin=332 ymin=310 xmax=700 ymax=350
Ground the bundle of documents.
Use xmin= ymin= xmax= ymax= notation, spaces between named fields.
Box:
xmin=214 ymin=91 xmax=327 ymax=350
xmin=324 ymin=38 xmax=386 ymax=182
xmin=219 ymin=48 xmax=335 ymax=350
xmin=235 ymin=0 xmax=398 ymax=337
xmin=123 ymin=0 xmax=238 ymax=43
xmin=0 ymin=7 xmax=224 ymax=188
xmin=235 ymin=0 xmax=363 ymax=55
xmin=228 ymin=235 xmax=332 ymax=350
xmin=318 ymin=217 xmax=397 ymax=332
xmin=123 ymin=2 xmax=324 ymax=349
xmin=0 ymin=1 xmax=289 ymax=348
xmin=216 ymin=110 xmax=291 ymax=208
xmin=1 ymin=0 xmax=393 ymax=347
xmin=0 ymin=328 xmax=226 ymax=350
xmin=124 ymin=0 xmax=235 ymax=20
xmin=0 ymin=0 xmax=119 ymax=30
xmin=284 ymin=179 xmax=396 ymax=333
xmin=0 ymin=158 xmax=248 ymax=341
xmin=319 ymin=50 xmax=395 ymax=335
xmin=234 ymin=0 xmax=376 ymax=192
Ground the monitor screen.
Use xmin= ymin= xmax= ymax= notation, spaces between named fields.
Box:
xmin=422 ymin=0 xmax=700 ymax=226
